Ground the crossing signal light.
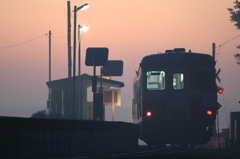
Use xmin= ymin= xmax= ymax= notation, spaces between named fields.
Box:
xmin=218 ymin=88 xmax=224 ymax=94
xmin=217 ymin=86 xmax=224 ymax=94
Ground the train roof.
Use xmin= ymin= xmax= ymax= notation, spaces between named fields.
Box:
xmin=141 ymin=48 xmax=215 ymax=67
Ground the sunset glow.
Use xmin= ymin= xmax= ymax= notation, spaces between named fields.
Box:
xmin=0 ymin=0 xmax=239 ymax=129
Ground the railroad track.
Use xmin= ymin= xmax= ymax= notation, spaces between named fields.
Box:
xmin=73 ymin=145 xmax=196 ymax=159
xmin=65 ymin=146 xmax=240 ymax=159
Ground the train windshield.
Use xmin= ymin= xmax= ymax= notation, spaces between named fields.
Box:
xmin=173 ymin=73 xmax=184 ymax=89
xmin=191 ymin=70 xmax=211 ymax=90
xmin=146 ymin=71 xmax=165 ymax=90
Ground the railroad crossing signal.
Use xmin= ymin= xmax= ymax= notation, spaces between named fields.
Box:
xmin=217 ymin=86 xmax=224 ymax=94
xmin=217 ymin=102 xmax=222 ymax=110
xmin=85 ymin=47 xmax=109 ymax=121
xmin=216 ymin=69 xmax=221 ymax=83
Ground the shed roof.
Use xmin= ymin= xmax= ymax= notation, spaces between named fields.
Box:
xmin=46 ymin=73 xmax=124 ymax=88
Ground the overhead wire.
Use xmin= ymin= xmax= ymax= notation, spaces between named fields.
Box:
xmin=216 ymin=47 xmax=229 ymax=128
xmin=0 ymin=32 xmax=68 ymax=50
xmin=214 ymin=34 xmax=240 ymax=128
xmin=0 ymin=33 xmax=48 ymax=49
xmin=52 ymin=34 xmax=67 ymax=39
xmin=218 ymin=34 xmax=240 ymax=48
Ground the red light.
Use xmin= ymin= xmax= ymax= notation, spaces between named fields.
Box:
xmin=207 ymin=110 xmax=212 ymax=115
xmin=217 ymin=86 xmax=224 ymax=94
xmin=146 ymin=111 xmax=152 ymax=117
xmin=218 ymin=88 xmax=224 ymax=94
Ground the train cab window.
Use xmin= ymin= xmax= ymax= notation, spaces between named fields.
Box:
xmin=173 ymin=73 xmax=184 ymax=89
xmin=146 ymin=71 xmax=165 ymax=90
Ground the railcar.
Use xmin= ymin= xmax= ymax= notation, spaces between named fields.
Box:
xmin=132 ymin=48 xmax=217 ymax=147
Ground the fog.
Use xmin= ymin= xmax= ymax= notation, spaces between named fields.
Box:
xmin=0 ymin=0 xmax=240 ymax=130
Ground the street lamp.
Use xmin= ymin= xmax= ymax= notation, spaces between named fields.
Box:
xmin=72 ymin=3 xmax=89 ymax=119
xmin=80 ymin=25 xmax=89 ymax=31
xmin=78 ymin=25 xmax=89 ymax=76
xmin=74 ymin=3 xmax=89 ymax=12
xmin=78 ymin=25 xmax=89 ymax=120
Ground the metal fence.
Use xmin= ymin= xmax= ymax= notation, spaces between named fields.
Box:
xmin=0 ymin=117 xmax=138 ymax=159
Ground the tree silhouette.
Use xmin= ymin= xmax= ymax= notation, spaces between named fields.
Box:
xmin=228 ymin=0 xmax=240 ymax=65
xmin=31 ymin=110 xmax=48 ymax=119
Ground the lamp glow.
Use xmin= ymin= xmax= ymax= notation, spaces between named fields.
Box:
xmin=75 ymin=3 xmax=89 ymax=12
xmin=80 ymin=25 xmax=89 ymax=31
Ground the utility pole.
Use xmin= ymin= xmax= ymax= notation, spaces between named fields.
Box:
xmin=72 ymin=6 xmax=77 ymax=119
xmin=48 ymin=30 xmax=52 ymax=117
xmin=67 ymin=1 xmax=72 ymax=78
xmin=67 ymin=1 xmax=72 ymax=119
xmin=213 ymin=43 xmax=220 ymax=149
xmin=78 ymin=25 xmax=81 ymax=78
xmin=78 ymin=25 xmax=82 ymax=120
xmin=49 ymin=30 xmax=52 ymax=82
xmin=212 ymin=43 xmax=215 ymax=61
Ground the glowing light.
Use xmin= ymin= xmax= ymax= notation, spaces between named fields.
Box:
xmin=217 ymin=86 xmax=224 ymax=94
xmin=207 ymin=110 xmax=212 ymax=115
xmin=146 ymin=111 xmax=152 ymax=117
xmin=218 ymin=88 xmax=224 ymax=94
xmin=80 ymin=25 xmax=89 ymax=31
xmin=79 ymin=4 xmax=89 ymax=11
xmin=74 ymin=3 xmax=89 ymax=12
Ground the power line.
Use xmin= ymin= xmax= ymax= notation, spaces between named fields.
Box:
xmin=52 ymin=34 xmax=67 ymax=39
xmin=215 ymin=51 xmax=229 ymax=128
xmin=215 ymin=34 xmax=240 ymax=128
xmin=0 ymin=33 xmax=48 ymax=49
xmin=218 ymin=34 xmax=240 ymax=48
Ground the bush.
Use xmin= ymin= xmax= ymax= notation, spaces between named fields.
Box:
xmin=31 ymin=110 xmax=49 ymax=119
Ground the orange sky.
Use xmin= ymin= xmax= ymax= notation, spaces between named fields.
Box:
xmin=0 ymin=0 xmax=240 ymax=128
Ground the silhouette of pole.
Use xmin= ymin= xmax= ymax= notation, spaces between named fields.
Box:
xmin=78 ymin=25 xmax=81 ymax=77
xmin=48 ymin=30 xmax=52 ymax=117
xmin=213 ymin=43 xmax=220 ymax=149
xmin=67 ymin=1 xmax=72 ymax=78
xmin=212 ymin=43 xmax=215 ymax=61
xmin=78 ymin=25 xmax=82 ymax=119
xmin=72 ymin=6 xmax=77 ymax=119
xmin=67 ymin=1 xmax=72 ymax=120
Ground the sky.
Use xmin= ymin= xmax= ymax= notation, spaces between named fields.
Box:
xmin=0 ymin=0 xmax=240 ymax=129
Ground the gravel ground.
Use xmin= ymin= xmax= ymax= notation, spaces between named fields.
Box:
xmin=175 ymin=148 xmax=240 ymax=159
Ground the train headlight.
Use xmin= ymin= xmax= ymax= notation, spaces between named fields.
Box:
xmin=207 ymin=110 xmax=213 ymax=115
xmin=146 ymin=111 xmax=152 ymax=117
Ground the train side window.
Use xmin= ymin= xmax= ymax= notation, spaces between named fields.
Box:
xmin=146 ymin=71 xmax=165 ymax=90
xmin=173 ymin=73 xmax=184 ymax=89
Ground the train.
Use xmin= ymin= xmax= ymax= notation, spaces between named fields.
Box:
xmin=132 ymin=48 xmax=217 ymax=147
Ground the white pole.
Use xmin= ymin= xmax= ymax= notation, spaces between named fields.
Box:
xmin=62 ymin=91 xmax=64 ymax=117
xmin=112 ymin=90 xmax=115 ymax=121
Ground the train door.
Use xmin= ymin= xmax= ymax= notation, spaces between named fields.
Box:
xmin=132 ymin=73 xmax=142 ymax=124
xmin=167 ymin=67 xmax=191 ymax=120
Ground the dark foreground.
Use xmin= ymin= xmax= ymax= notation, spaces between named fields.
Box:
xmin=180 ymin=148 xmax=240 ymax=159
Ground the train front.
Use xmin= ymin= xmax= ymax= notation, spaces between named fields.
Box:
xmin=138 ymin=48 xmax=217 ymax=146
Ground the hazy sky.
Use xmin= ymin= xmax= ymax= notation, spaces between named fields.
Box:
xmin=0 ymin=0 xmax=240 ymax=129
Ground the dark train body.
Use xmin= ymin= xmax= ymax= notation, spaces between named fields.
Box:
xmin=132 ymin=48 xmax=217 ymax=146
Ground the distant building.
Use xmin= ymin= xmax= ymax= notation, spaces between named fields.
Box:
xmin=206 ymin=111 xmax=240 ymax=148
xmin=46 ymin=73 xmax=124 ymax=120
xmin=229 ymin=111 xmax=240 ymax=147
xmin=207 ymin=128 xmax=229 ymax=148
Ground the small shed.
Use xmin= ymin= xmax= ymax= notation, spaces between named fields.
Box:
xmin=46 ymin=73 xmax=124 ymax=120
